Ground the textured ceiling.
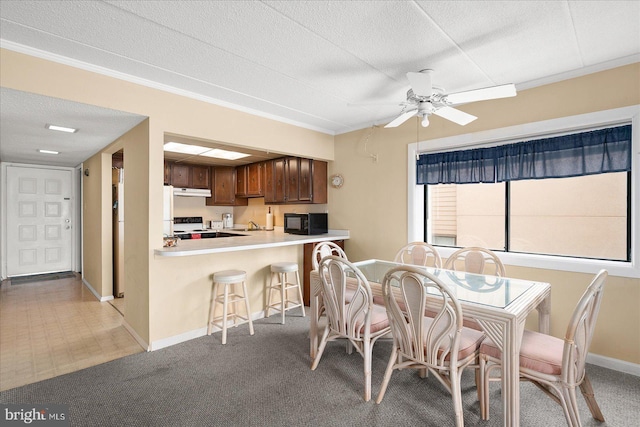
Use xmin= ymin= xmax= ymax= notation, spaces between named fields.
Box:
xmin=1 ymin=0 xmax=639 ymax=167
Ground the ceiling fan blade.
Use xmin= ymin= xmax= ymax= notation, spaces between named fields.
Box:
xmin=433 ymin=106 xmax=477 ymax=126
xmin=406 ymin=70 xmax=433 ymax=97
xmin=445 ymin=83 xmax=516 ymax=105
xmin=384 ymin=109 xmax=418 ymax=128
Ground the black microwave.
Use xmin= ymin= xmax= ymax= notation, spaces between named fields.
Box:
xmin=284 ymin=213 xmax=328 ymax=235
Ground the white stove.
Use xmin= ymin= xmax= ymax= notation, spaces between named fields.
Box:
xmin=173 ymin=217 xmax=246 ymax=240
xmin=173 ymin=216 xmax=206 ymax=233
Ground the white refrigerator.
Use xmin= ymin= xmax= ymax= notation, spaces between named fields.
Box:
xmin=113 ymin=170 xmax=125 ymax=297
xmin=163 ymin=185 xmax=174 ymax=235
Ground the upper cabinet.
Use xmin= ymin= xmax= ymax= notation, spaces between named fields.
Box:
xmin=164 ymin=161 xmax=210 ymax=189
xmin=191 ymin=165 xmax=210 ymax=189
xmin=164 ymin=156 xmax=326 ymax=206
xmin=246 ymin=162 xmax=264 ymax=197
xmin=264 ymin=157 xmax=327 ymax=204
xmin=171 ymin=163 xmax=191 ymax=188
xmin=207 ymin=167 xmax=248 ymax=206
xmin=236 ymin=162 xmax=264 ymax=198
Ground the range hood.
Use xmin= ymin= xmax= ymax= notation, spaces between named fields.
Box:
xmin=173 ymin=187 xmax=212 ymax=197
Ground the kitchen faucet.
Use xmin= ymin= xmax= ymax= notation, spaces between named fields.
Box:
xmin=248 ymin=220 xmax=260 ymax=230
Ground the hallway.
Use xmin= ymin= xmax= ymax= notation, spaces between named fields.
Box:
xmin=0 ymin=274 xmax=144 ymax=391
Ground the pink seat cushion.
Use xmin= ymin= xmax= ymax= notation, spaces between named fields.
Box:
xmin=480 ymin=329 xmax=564 ymax=375
xmin=423 ymin=316 xmax=485 ymax=361
xmin=368 ymin=303 xmax=391 ymax=333
xmin=350 ymin=301 xmax=390 ymax=334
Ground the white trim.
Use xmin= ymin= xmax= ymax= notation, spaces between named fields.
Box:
xmin=408 ymin=105 xmax=640 ymax=279
xmin=0 ymin=40 xmax=335 ymax=136
xmin=586 ymin=353 xmax=640 ymax=377
xmin=81 ymin=278 xmax=113 ymax=302
xmin=149 ymin=310 xmax=266 ymax=351
xmin=121 ymin=319 xmax=150 ymax=352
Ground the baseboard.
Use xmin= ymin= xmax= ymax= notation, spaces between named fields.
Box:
xmin=149 ymin=310 xmax=266 ymax=351
xmin=587 ymin=352 xmax=640 ymax=377
xmin=81 ymin=278 xmax=113 ymax=302
xmin=121 ymin=319 xmax=150 ymax=352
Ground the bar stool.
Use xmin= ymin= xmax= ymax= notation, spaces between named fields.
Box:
xmin=207 ymin=269 xmax=254 ymax=344
xmin=266 ymin=262 xmax=305 ymax=324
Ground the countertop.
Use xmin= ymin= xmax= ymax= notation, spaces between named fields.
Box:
xmin=155 ymin=228 xmax=350 ymax=257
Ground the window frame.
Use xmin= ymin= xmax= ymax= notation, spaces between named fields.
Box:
xmin=407 ymin=105 xmax=640 ymax=278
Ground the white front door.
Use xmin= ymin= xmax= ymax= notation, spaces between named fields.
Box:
xmin=6 ymin=165 xmax=73 ymax=277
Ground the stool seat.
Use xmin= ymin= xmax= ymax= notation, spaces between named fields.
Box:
xmin=266 ymin=261 xmax=305 ymax=324
xmin=214 ymin=269 xmax=247 ymax=283
xmin=271 ymin=262 xmax=298 ymax=274
xmin=208 ymin=269 xmax=254 ymax=344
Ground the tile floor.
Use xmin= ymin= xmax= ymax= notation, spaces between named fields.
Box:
xmin=0 ymin=273 xmax=144 ymax=391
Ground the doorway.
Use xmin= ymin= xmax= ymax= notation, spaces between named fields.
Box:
xmin=4 ymin=164 xmax=77 ymax=277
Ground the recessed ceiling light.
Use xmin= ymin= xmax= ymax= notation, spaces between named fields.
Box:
xmin=46 ymin=124 xmax=77 ymax=133
xmin=200 ymin=148 xmax=250 ymax=160
xmin=38 ymin=149 xmax=59 ymax=155
xmin=163 ymin=142 xmax=211 ymax=155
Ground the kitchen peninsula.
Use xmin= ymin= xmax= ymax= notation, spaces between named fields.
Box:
xmin=155 ymin=228 xmax=349 ymax=257
xmin=148 ymin=228 xmax=349 ymax=351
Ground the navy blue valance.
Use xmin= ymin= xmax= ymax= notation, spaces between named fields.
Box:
xmin=416 ymin=125 xmax=632 ymax=185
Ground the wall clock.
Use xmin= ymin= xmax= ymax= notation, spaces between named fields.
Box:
xmin=330 ymin=174 xmax=344 ymax=188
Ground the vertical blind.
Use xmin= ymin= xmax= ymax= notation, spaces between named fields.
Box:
xmin=416 ymin=124 xmax=632 ymax=185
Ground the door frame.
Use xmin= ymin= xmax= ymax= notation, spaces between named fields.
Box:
xmin=0 ymin=162 xmax=81 ymax=280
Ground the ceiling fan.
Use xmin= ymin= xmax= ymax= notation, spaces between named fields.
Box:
xmin=384 ymin=69 xmax=517 ymax=128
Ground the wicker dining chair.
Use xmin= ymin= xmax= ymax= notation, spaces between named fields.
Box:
xmin=311 ymin=256 xmax=391 ymax=401
xmin=479 ymin=269 xmax=608 ymax=426
xmin=376 ymin=265 xmax=484 ymax=427
xmin=393 ymin=241 xmax=442 ymax=268
xmin=443 ymin=246 xmax=506 ymax=277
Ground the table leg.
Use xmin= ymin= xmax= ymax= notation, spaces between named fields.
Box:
xmin=501 ymin=317 xmax=525 ymax=427
xmin=537 ymin=295 xmax=551 ymax=334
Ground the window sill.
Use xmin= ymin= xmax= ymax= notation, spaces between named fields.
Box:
xmin=434 ymin=246 xmax=640 ymax=279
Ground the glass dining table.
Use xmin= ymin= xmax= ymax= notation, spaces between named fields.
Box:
xmin=309 ymin=259 xmax=551 ymax=427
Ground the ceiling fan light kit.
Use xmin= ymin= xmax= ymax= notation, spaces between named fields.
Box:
xmin=384 ymin=69 xmax=517 ymax=129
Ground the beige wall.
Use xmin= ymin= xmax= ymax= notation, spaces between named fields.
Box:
xmin=2 ymin=47 xmax=638 ymax=364
xmin=1 ymin=48 xmax=333 ymax=347
xmin=333 ymin=63 xmax=640 ymax=364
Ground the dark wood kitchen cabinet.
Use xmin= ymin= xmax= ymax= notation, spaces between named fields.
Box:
xmin=207 ymin=167 xmax=248 ymax=206
xmin=165 ymin=162 xmax=210 ymax=189
xmin=264 ymin=157 xmax=327 ymax=204
xmin=246 ymin=162 xmax=264 ymax=196
xmin=236 ymin=162 xmax=264 ymax=198
xmin=191 ymin=165 xmax=210 ymax=189
xmin=235 ymin=165 xmax=248 ymax=197
xmin=171 ymin=163 xmax=191 ymax=188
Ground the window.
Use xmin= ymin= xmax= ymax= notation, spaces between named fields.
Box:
xmin=419 ymin=124 xmax=632 ymax=262
xmin=426 ymin=172 xmax=629 ymax=261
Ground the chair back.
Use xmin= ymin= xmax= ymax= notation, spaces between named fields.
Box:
xmin=563 ymin=269 xmax=607 ymax=385
xmin=394 ymin=242 xmax=442 ymax=268
xmin=318 ymin=256 xmax=374 ymax=341
xmin=444 ymin=247 xmax=506 ymax=277
xmin=312 ymin=241 xmax=347 ymax=270
xmin=382 ymin=265 xmax=464 ymax=368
